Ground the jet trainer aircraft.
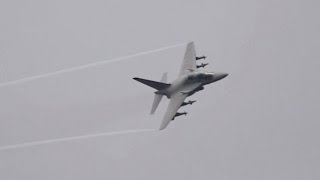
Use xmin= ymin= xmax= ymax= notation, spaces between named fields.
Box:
xmin=133 ymin=42 xmax=228 ymax=130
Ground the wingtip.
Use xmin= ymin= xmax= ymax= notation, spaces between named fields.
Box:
xmin=159 ymin=124 xmax=168 ymax=131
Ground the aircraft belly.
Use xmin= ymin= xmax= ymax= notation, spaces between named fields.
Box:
xmin=165 ymin=79 xmax=185 ymax=98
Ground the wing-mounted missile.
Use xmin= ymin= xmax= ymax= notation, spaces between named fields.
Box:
xmin=196 ymin=55 xmax=206 ymax=60
xmin=196 ymin=63 xmax=208 ymax=68
xmin=171 ymin=111 xmax=188 ymax=120
xmin=181 ymin=100 xmax=196 ymax=107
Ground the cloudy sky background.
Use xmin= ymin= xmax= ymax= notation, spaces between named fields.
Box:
xmin=0 ymin=0 xmax=319 ymax=179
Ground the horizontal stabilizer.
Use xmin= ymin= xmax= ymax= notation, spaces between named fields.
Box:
xmin=133 ymin=77 xmax=170 ymax=90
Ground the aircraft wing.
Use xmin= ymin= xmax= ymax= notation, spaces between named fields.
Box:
xmin=159 ymin=93 xmax=188 ymax=130
xmin=159 ymin=82 xmax=202 ymax=130
xmin=179 ymin=42 xmax=196 ymax=76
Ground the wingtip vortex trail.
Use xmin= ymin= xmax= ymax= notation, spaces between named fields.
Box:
xmin=0 ymin=129 xmax=157 ymax=151
xmin=0 ymin=43 xmax=187 ymax=88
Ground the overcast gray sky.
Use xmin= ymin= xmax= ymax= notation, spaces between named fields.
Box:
xmin=0 ymin=0 xmax=319 ymax=179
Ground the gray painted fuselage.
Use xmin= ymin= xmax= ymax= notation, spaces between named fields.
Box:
xmin=156 ymin=70 xmax=228 ymax=98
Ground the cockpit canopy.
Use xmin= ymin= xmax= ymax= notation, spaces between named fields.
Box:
xmin=187 ymin=72 xmax=214 ymax=82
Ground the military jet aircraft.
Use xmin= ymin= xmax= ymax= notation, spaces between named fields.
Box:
xmin=133 ymin=42 xmax=228 ymax=130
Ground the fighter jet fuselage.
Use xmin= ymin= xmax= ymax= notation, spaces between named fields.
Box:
xmin=155 ymin=70 xmax=228 ymax=98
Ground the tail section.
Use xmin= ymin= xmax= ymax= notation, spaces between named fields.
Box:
xmin=150 ymin=73 xmax=168 ymax=114
xmin=133 ymin=73 xmax=169 ymax=115
xmin=150 ymin=93 xmax=163 ymax=114
xmin=133 ymin=76 xmax=170 ymax=90
xmin=160 ymin=72 xmax=167 ymax=83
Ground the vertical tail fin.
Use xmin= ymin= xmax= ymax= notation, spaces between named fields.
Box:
xmin=150 ymin=72 xmax=167 ymax=114
xmin=150 ymin=94 xmax=163 ymax=114
xmin=160 ymin=72 xmax=167 ymax=83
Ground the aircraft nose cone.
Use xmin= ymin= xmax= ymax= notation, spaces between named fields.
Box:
xmin=216 ymin=72 xmax=228 ymax=81
xmin=221 ymin=73 xmax=228 ymax=79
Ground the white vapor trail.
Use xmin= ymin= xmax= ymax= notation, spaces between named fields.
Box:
xmin=0 ymin=129 xmax=156 ymax=151
xmin=0 ymin=42 xmax=186 ymax=88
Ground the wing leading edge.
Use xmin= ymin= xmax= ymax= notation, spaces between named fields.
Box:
xmin=159 ymin=93 xmax=188 ymax=130
xmin=179 ymin=42 xmax=196 ymax=76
